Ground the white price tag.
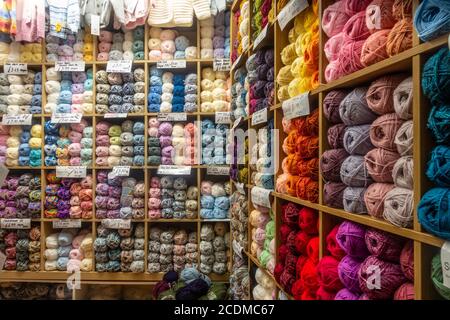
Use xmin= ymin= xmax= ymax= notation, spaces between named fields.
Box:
xmin=157 ymin=60 xmax=187 ymax=69
xmin=56 ymin=166 xmax=87 ymax=178
xmin=252 ymin=108 xmax=268 ymax=126
xmin=441 ymin=241 xmax=450 ymax=288
xmin=112 ymin=166 xmax=130 ymax=177
xmin=234 ymin=181 xmax=245 ymax=195
xmin=90 ymin=14 xmax=100 ymax=35
xmin=102 ymin=219 xmax=131 ymax=229
xmin=4 ymin=63 xmax=28 ymax=75
xmin=0 ymin=164 xmax=9 ymax=187
xmin=53 ymin=220 xmax=82 ymax=229
xmin=106 ymin=60 xmax=132 ymax=73
xmin=104 ymin=113 xmax=128 ymax=119
xmin=2 ymin=114 xmax=32 ymax=125
xmin=0 ymin=218 xmax=31 ymax=229
xmin=207 ymin=166 xmax=230 ymax=176
xmin=157 ymin=113 xmax=187 ymax=121
xmin=55 ymin=61 xmax=85 ymax=72
xmin=0 ymin=251 xmax=5 ymax=270
xmin=51 ymin=112 xmax=83 ymax=124
xmin=215 ymin=112 xmax=231 ymax=124
xmin=157 ymin=165 xmax=191 ymax=175
xmin=253 ymin=25 xmax=269 ymax=49
xmin=213 ymin=58 xmax=231 ymax=71
xmin=251 ymin=186 xmax=272 ymax=208
xmin=282 ymin=92 xmax=311 ymax=120
xmin=278 ymin=0 xmax=309 ymax=31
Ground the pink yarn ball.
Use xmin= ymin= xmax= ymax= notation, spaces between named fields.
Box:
xmin=342 ymin=11 xmax=371 ymax=42
xmin=325 ymin=32 xmax=345 ymax=62
xmin=322 ymin=1 xmax=350 ymax=38
xmin=394 ymin=282 xmax=414 ymax=300
xmin=344 ymin=0 xmax=372 ymax=16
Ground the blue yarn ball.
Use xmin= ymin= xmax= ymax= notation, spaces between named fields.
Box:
xmin=426 ymin=145 xmax=450 ymax=187
xmin=57 ymin=257 xmax=69 ymax=271
xmin=33 ymin=84 xmax=42 ymax=94
xmin=18 ymin=156 xmax=29 ymax=166
xmin=133 ymin=155 xmax=145 ymax=166
xmin=150 ymin=76 xmax=162 ymax=86
xmin=174 ymin=51 xmax=186 ymax=59
xmin=201 ymin=195 xmax=215 ymax=209
xmin=61 ymin=72 xmax=72 ymax=81
xmin=133 ymin=27 xmax=145 ymax=40
xmin=212 ymin=207 xmax=228 ymax=219
xmin=172 ymin=104 xmax=184 ymax=112
xmin=57 ymin=104 xmax=71 ymax=113
xmin=34 ymin=72 xmax=42 ymax=83
xmin=173 ymin=85 xmax=185 ymax=96
xmin=86 ymin=68 xmax=93 ymax=79
xmin=20 ymin=131 xmax=31 ymax=143
xmin=173 ymin=75 xmax=185 ymax=86
xmin=45 ymin=156 xmax=57 ymax=166
xmin=84 ymin=79 xmax=93 ymax=91
xmin=150 ymin=66 xmax=163 ymax=77
xmin=150 ymin=85 xmax=162 ymax=94
xmin=149 ymin=104 xmax=160 ymax=112
xmin=175 ymin=36 xmax=190 ymax=51
xmin=31 ymin=95 xmax=41 ymax=107
xmin=214 ymin=196 xmax=230 ymax=210
xmin=59 ymin=91 xmax=72 ymax=104
xmin=418 ymin=188 xmax=450 ymax=240
xmin=200 ymin=208 xmax=214 ymax=219
xmin=213 ymin=156 xmax=225 ymax=165
xmin=172 ymin=96 xmax=185 ymax=104
xmin=202 ymin=119 xmax=215 ymax=132
xmin=19 ymin=143 xmax=30 ymax=156
xmin=414 ymin=0 xmax=450 ymax=42
xmin=60 ymin=80 xmax=72 ymax=91
xmin=149 ymin=93 xmax=161 ymax=104
xmin=422 ymin=48 xmax=450 ymax=105
xmin=133 ymin=146 xmax=145 ymax=155
xmin=133 ymin=122 xmax=145 ymax=134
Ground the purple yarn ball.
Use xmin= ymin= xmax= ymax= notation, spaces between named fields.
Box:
xmin=336 ymin=221 xmax=369 ymax=259
xmin=338 ymin=255 xmax=363 ymax=294
xmin=335 ymin=288 xmax=360 ymax=300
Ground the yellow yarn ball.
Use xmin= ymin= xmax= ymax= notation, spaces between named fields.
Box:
xmin=277 ymin=65 xmax=294 ymax=86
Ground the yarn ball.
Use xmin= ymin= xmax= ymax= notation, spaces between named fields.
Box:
xmin=336 ymin=221 xmax=369 ymax=259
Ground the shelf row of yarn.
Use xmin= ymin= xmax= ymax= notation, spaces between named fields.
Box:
xmin=199 ymin=11 xmax=231 ymax=60
xmin=0 ymin=41 xmax=42 ymax=64
xmin=96 ymin=27 xmax=145 ymax=62
xmin=249 ymin=205 xmax=275 ymax=275
xmin=0 ymin=283 xmax=71 ymax=300
xmin=250 ymin=120 xmax=274 ymax=190
xmin=200 ymin=180 xmax=231 ymax=220
xmin=247 ymin=47 xmax=274 ymax=115
xmin=231 ymin=65 xmax=248 ymax=119
xmin=276 ymin=109 xmax=319 ymax=203
xmin=251 ymin=0 xmax=274 ymax=43
xmin=0 ymin=71 xmax=42 ymax=115
xmin=231 ymin=0 xmax=249 ymax=62
xmin=0 ymin=123 xmax=42 ymax=167
xmin=201 ymin=119 xmax=229 ymax=165
xmin=46 ymin=29 xmax=94 ymax=62
xmin=199 ymin=67 xmax=231 ymax=113
xmin=277 ymin=3 xmax=319 ymax=103
xmin=322 ymin=0 xmax=413 ymax=83
xmin=320 ymin=73 xmax=414 ymax=229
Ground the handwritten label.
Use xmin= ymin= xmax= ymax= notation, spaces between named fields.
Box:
xmin=0 ymin=251 xmax=5 ymax=270
xmin=207 ymin=166 xmax=230 ymax=176
xmin=53 ymin=220 xmax=82 ymax=229
xmin=4 ymin=63 xmax=28 ymax=75
xmin=234 ymin=181 xmax=245 ymax=195
xmin=104 ymin=113 xmax=128 ymax=119
xmin=106 ymin=60 xmax=132 ymax=73
xmin=441 ymin=241 xmax=450 ymax=288
xmin=157 ymin=165 xmax=191 ymax=175
xmin=282 ymin=92 xmax=310 ymax=120
xmin=51 ymin=112 xmax=83 ymax=124
xmin=157 ymin=113 xmax=187 ymax=121
xmin=254 ymin=25 xmax=269 ymax=49
xmin=0 ymin=218 xmax=31 ymax=229
xmin=102 ymin=219 xmax=131 ymax=229
xmin=112 ymin=166 xmax=130 ymax=177
xmin=2 ymin=114 xmax=32 ymax=125
xmin=231 ymin=54 xmax=244 ymax=71
xmin=157 ymin=60 xmax=187 ymax=69
xmin=278 ymin=0 xmax=309 ymax=31
xmin=251 ymin=186 xmax=272 ymax=208
xmin=56 ymin=166 xmax=87 ymax=178
xmin=55 ymin=61 xmax=85 ymax=72
xmin=215 ymin=112 xmax=231 ymax=124
xmin=252 ymin=108 xmax=268 ymax=126
xmin=0 ymin=164 xmax=9 ymax=187
xmin=213 ymin=58 xmax=231 ymax=72
xmin=90 ymin=14 xmax=100 ymax=36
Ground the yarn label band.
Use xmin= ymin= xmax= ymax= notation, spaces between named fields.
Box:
xmin=1 ymin=114 xmax=32 ymax=125
xmin=55 ymin=61 xmax=86 ymax=72
xmin=251 ymin=186 xmax=272 ymax=208
xmin=4 ymin=63 xmax=28 ymax=75
xmin=252 ymin=108 xmax=268 ymax=125
xmin=234 ymin=181 xmax=246 ymax=195
xmin=441 ymin=241 xmax=450 ymax=288
xmin=111 ymin=166 xmax=131 ymax=177
xmin=231 ymin=54 xmax=244 ymax=71
xmin=215 ymin=112 xmax=231 ymax=124
xmin=51 ymin=112 xmax=83 ymax=123
xmin=55 ymin=166 xmax=87 ymax=178
xmin=253 ymin=25 xmax=269 ymax=50
xmin=278 ymin=0 xmax=309 ymax=31
xmin=90 ymin=14 xmax=100 ymax=35
xmin=213 ymin=58 xmax=231 ymax=71
xmin=0 ymin=164 xmax=9 ymax=187
xmin=232 ymin=239 xmax=244 ymax=258
xmin=232 ymin=117 xmax=243 ymax=130
xmin=157 ymin=60 xmax=187 ymax=69
xmin=0 ymin=218 xmax=31 ymax=229
xmin=52 ymin=220 xmax=82 ymax=229
xmin=282 ymin=92 xmax=311 ymax=120
xmin=102 ymin=219 xmax=131 ymax=229
xmin=106 ymin=60 xmax=132 ymax=73
xmin=157 ymin=165 xmax=192 ymax=175
xmin=157 ymin=113 xmax=187 ymax=121
xmin=104 ymin=113 xmax=128 ymax=119
xmin=0 ymin=251 xmax=5 ymax=270
xmin=207 ymin=166 xmax=230 ymax=175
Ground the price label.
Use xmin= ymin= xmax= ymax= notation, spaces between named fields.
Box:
xmin=278 ymin=0 xmax=309 ymax=31
xmin=102 ymin=219 xmax=131 ymax=229
xmin=282 ymin=92 xmax=311 ymax=120
xmin=251 ymin=186 xmax=272 ymax=208
xmin=215 ymin=112 xmax=231 ymax=124
xmin=234 ymin=181 xmax=245 ymax=195
xmin=157 ymin=113 xmax=187 ymax=121
xmin=213 ymin=58 xmax=231 ymax=71
xmin=0 ymin=164 xmax=9 ymax=187
xmin=441 ymin=241 xmax=450 ymax=288
xmin=112 ymin=166 xmax=130 ymax=177
xmin=252 ymin=108 xmax=268 ymax=126
xmin=231 ymin=54 xmax=244 ymax=71
xmin=53 ymin=220 xmax=82 ymax=229
xmin=106 ymin=60 xmax=132 ymax=73
xmin=0 ymin=251 xmax=5 ymax=270
xmin=55 ymin=61 xmax=85 ymax=72
xmin=56 ymin=166 xmax=87 ymax=178
xmin=90 ymin=14 xmax=100 ymax=36
xmin=157 ymin=165 xmax=191 ymax=175
xmin=2 ymin=114 xmax=32 ymax=125
xmin=253 ymin=25 xmax=269 ymax=49
xmin=51 ymin=112 xmax=83 ymax=124
xmin=4 ymin=63 xmax=28 ymax=75
xmin=1 ymin=218 xmax=31 ymax=229
xmin=104 ymin=113 xmax=128 ymax=119
xmin=207 ymin=166 xmax=230 ymax=176
xmin=157 ymin=60 xmax=187 ymax=69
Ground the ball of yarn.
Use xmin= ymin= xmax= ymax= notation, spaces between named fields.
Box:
xmin=322 ymin=1 xmax=349 ymax=38
xmin=323 ymin=182 xmax=346 ymax=209
xmin=366 ymin=75 xmax=406 ymax=115
xmin=317 ymin=256 xmax=344 ymax=292
xmin=339 ymin=88 xmax=377 ymax=126
xmin=422 ymin=48 xmax=450 ymax=105
xmin=431 ymin=254 xmax=450 ymax=300
xmin=343 ymin=125 xmax=373 ymax=155
xmin=336 ymin=221 xmax=369 ymax=258
xmin=342 ymin=11 xmax=370 ymax=41
xmin=364 ymin=183 xmax=395 ymax=218
xmin=365 ymin=228 xmax=404 ymax=262
xmin=365 ymin=148 xmax=400 ymax=183
xmin=426 ymin=145 xmax=450 ymax=187
xmin=418 ymin=188 xmax=450 ymax=239
xmin=394 ymin=120 xmax=413 ymax=156
xmin=400 ymin=241 xmax=414 ymax=281
xmin=386 ymin=18 xmax=413 ymax=57
xmin=392 ymin=156 xmax=413 ymax=189
xmin=414 ymin=0 xmax=450 ymax=42
xmin=393 ymin=76 xmax=413 ymax=120
xmin=340 ymin=155 xmax=373 ymax=187
xmin=338 ymin=255 xmax=362 ymax=294
xmin=361 ymin=29 xmax=390 ymax=67
xmin=384 ymin=187 xmax=414 ymax=228
xmin=394 ymin=282 xmax=414 ymax=300
xmin=323 ymin=90 xmax=348 ymax=124
xmin=321 ymin=149 xmax=349 ymax=182
xmin=370 ymin=113 xmax=404 ymax=151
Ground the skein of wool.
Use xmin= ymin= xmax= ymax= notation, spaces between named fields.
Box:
xmin=361 ymin=29 xmax=391 ymax=67
xmin=326 ymin=225 xmax=346 ymax=260
xmin=343 ymin=187 xmax=368 ymax=214
xmin=392 ymin=0 xmax=412 ymax=20
xmin=338 ymin=40 xmax=365 ymax=76
xmin=335 ymin=288 xmax=360 ymax=300
xmin=365 ymin=148 xmax=400 ymax=183
xmin=400 ymin=240 xmax=414 ymax=281
xmin=431 ymin=254 xmax=450 ymax=300
xmin=384 ymin=187 xmax=414 ymax=228
xmin=364 ymin=183 xmax=395 ymax=219
xmin=322 ymin=1 xmax=350 ymax=38
xmin=364 ymin=228 xmax=404 ymax=262
xmin=339 ymin=88 xmax=377 ymax=126
xmin=427 ymin=105 xmax=450 ymax=144
xmin=394 ymin=282 xmax=415 ymax=300
xmin=323 ymin=182 xmax=346 ymax=209
xmin=422 ymin=48 xmax=450 ymax=105
xmin=414 ymin=0 xmax=450 ymax=42
xmin=393 ymin=77 xmax=413 ymax=120
xmin=323 ymin=90 xmax=348 ymax=124
xmin=426 ymin=145 xmax=450 ymax=187
xmin=418 ymin=188 xmax=450 ymax=240
xmin=320 ymin=149 xmax=349 ymax=182
xmin=366 ymin=75 xmax=407 ymax=115
xmin=370 ymin=113 xmax=404 ymax=152
xmin=365 ymin=0 xmax=396 ymax=32
xmin=338 ymin=255 xmax=362 ymax=294
xmin=336 ymin=221 xmax=369 ymax=259
xmin=392 ymin=156 xmax=413 ymax=189
xmin=317 ymin=256 xmax=344 ymax=293
xmin=394 ymin=120 xmax=413 ymax=156
xmin=328 ymin=124 xmax=346 ymax=149
xmin=340 ymin=155 xmax=373 ymax=187
xmin=342 ymin=11 xmax=371 ymax=41
xmin=386 ymin=18 xmax=413 ymax=57
xmin=344 ymin=0 xmax=372 ymax=16
xmin=343 ymin=125 xmax=373 ymax=155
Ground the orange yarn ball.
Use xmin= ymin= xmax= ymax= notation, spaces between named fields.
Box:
xmin=361 ymin=29 xmax=390 ymax=67
xmin=386 ymin=18 xmax=413 ymax=57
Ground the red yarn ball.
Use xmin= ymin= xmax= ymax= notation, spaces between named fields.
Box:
xmin=400 ymin=240 xmax=414 ymax=281
xmin=294 ymin=231 xmax=312 ymax=256
xmin=280 ymin=224 xmax=293 ymax=243
xmin=317 ymin=256 xmax=345 ymax=292
xmin=278 ymin=244 xmax=289 ymax=265
xmin=301 ymin=289 xmax=317 ymax=300
xmin=291 ymin=279 xmax=304 ymax=300
xmin=282 ymin=202 xmax=300 ymax=228
xmin=296 ymin=255 xmax=308 ymax=279
xmin=326 ymin=225 xmax=346 ymax=260
xmin=300 ymin=259 xmax=319 ymax=293
xmin=280 ymin=270 xmax=296 ymax=294
xmin=365 ymin=228 xmax=404 ymax=263
xmin=307 ymin=237 xmax=320 ymax=264
xmin=316 ymin=286 xmax=337 ymax=300
xmin=274 ymin=263 xmax=284 ymax=283
xmin=298 ymin=207 xmax=319 ymax=235
xmin=394 ymin=282 xmax=415 ymax=300
xmin=285 ymin=252 xmax=298 ymax=274
xmin=287 ymin=230 xmax=298 ymax=254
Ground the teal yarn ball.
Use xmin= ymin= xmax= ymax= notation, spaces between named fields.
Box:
xmin=418 ymin=188 xmax=450 ymax=239
xmin=427 ymin=105 xmax=450 ymax=144
xmin=426 ymin=145 xmax=450 ymax=187
xmin=422 ymin=48 xmax=450 ymax=105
